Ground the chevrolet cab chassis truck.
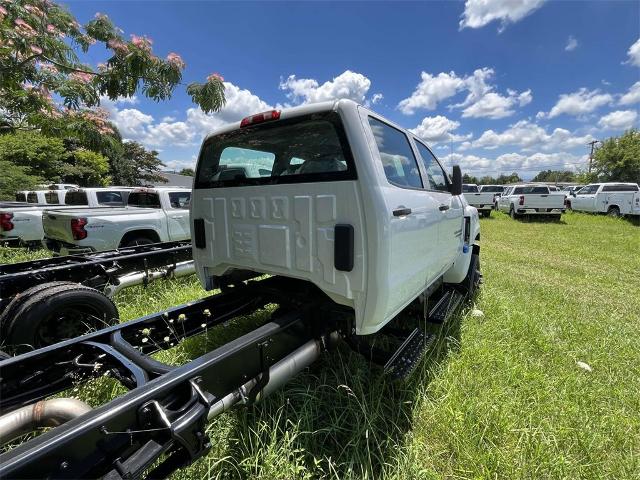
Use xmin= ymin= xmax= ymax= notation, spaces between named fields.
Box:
xmin=0 ymin=100 xmax=481 ymax=479
xmin=0 ymin=241 xmax=194 ymax=350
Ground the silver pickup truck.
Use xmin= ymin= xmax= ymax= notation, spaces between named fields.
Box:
xmin=44 ymin=187 xmax=192 ymax=254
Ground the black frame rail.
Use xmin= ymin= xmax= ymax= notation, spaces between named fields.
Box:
xmin=0 ymin=241 xmax=193 ymax=311
xmin=0 ymin=277 xmax=345 ymax=479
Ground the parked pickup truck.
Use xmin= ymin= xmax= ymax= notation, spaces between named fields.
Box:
xmin=497 ymin=184 xmax=566 ymax=219
xmin=44 ymin=187 xmax=192 ymax=254
xmin=462 ymin=184 xmax=495 ymax=217
xmin=192 ymin=99 xmax=481 ymax=335
xmin=0 ymin=187 xmax=132 ymax=247
xmin=565 ymin=182 xmax=640 ymax=217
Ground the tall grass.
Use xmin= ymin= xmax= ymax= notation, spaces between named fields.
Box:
xmin=2 ymin=211 xmax=639 ymax=478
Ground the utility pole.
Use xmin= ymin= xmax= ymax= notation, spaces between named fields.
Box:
xmin=587 ymin=140 xmax=600 ymax=173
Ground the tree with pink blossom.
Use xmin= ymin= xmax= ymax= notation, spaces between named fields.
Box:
xmin=0 ymin=0 xmax=226 ymax=135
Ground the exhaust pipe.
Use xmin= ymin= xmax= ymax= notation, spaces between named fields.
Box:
xmin=104 ymin=260 xmax=196 ymax=297
xmin=0 ymin=398 xmax=92 ymax=445
xmin=207 ymin=332 xmax=339 ymax=420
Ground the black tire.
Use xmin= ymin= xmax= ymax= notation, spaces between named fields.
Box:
xmin=121 ymin=236 xmax=155 ymax=248
xmin=510 ymin=207 xmax=518 ymax=220
xmin=0 ymin=281 xmax=77 ymax=337
xmin=566 ymin=201 xmax=572 ymax=211
xmin=4 ymin=284 xmax=119 ymax=348
xmin=481 ymin=210 xmax=491 ymax=218
xmin=607 ymin=206 xmax=620 ymax=218
xmin=460 ymin=252 xmax=481 ymax=296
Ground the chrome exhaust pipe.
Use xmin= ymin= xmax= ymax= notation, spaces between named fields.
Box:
xmin=104 ymin=260 xmax=195 ymax=297
xmin=207 ymin=332 xmax=339 ymax=420
xmin=0 ymin=398 xmax=92 ymax=445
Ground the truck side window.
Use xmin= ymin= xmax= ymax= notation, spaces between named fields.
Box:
xmin=414 ymin=141 xmax=449 ymax=192
xmin=368 ymin=117 xmax=423 ymax=189
xmin=27 ymin=192 xmax=38 ymax=203
xmin=97 ymin=191 xmax=125 ymax=206
xmin=169 ymin=192 xmax=191 ymax=208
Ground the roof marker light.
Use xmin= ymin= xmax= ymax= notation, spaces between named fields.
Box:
xmin=240 ymin=110 xmax=281 ymax=128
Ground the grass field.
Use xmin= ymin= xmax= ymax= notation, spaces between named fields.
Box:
xmin=2 ymin=211 xmax=640 ymax=479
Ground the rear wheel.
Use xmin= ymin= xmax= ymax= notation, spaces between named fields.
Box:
xmin=481 ymin=210 xmax=491 ymax=218
xmin=510 ymin=206 xmax=518 ymax=220
xmin=4 ymin=283 xmax=119 ymax=349
xmin=607 ymin=206 xmax=620 ymax=218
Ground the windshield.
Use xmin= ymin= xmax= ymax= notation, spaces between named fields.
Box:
xmin=195 ymin=112 xmax=356 ymax=188
xmin=480 ymin=186 xmax=503 ymax=192
xmin=462 ymin=185 xmax=479 ymax=193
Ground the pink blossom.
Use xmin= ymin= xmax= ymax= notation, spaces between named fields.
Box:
xmin=30 ymin=45 xmax=43 ymax=55
xmin=70 ymin=71 xmax=94 ymax=84
xmin=107 ymin=38 xmax=128 ymax=55
xmin=25 ymin=5 xmax=44 ymax=16
xmin=0 ymin=6 xmax=7 ymax=19
xmin=38 ymin=62 xmax=58 ymax=74
xmin=130 ymin=34 xmax=152 ymax=52
xmin=207 ymin=73 xmax=224 ymax=82
xmin=46 ymin=24 xmax=57 ymax=33
xmin=166 ymin=52 xmax=185 ymax=69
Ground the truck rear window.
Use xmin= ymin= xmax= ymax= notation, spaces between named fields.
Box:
xmin=513 ymin=186 xmax=549 ymax=194
xmin=45 ymin=192 xmax=60 ymax=203
xmin=128 ymin=192 xmax=161 ymax=208
xmin=480 ymin=186 xmax=503 ymax=193
xmin=65 ymin=191 xmax=89 ymax=206
xmin=27 ymin=193 xmax=38 ymax=203
xmin=463 ymin=185 xmax=479 ymax=193
xmin=195 ymin=112 xmax=356 ymax=188
xmin=97 ymin=191 xmax=125 ymax=206
xmin=15 ymin=193 xmax=26 ymax=202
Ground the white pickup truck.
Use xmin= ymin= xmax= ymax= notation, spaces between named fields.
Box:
xmin=0 ymin=187 xmax=132 ymax=247
xmin=191 ymin=99 xmax=481 ymax=335
xmin=462 ymin=184 xmax=495 ymax=217
xmin=497 ymin=184 xmax=566 ymax=219
xmin=565 ymin=182 xmax=640 ymax=217
xmin=44 ymin=187 xmax=192 ymax=254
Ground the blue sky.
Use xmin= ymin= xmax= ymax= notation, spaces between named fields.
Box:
xmin=65 ymin=0 xmax=640 ymax=179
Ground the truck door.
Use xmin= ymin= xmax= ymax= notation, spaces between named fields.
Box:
xmin=575 ymin=184 xmax=599 ymax=211
xmin=165 ymin=191 xmax=191 ymax=240
xmin=413 ymin=141 xmax=463 ymax=273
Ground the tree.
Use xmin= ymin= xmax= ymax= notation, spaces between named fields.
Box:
xmin=63 ymin=148 xmax=110 ymax=186
xmin=111 ymin=141 xmax=167 ymax=186
xmin=593 ymin=129 xmax=640 ymax=183
xmin=179 ymin=168 xmax=195 ymax=177
xmin=479 ymin=175 xmax=497 ymax=185
xmin=0 ymin=0 xmax=226 ymax=133
xmin=0 ymin=160 xmax=42 ymax=200
xmin=462 ymin=173 xmax=479 ymax=184
xmin=531 ymin=170 xmax=576 ymax=183
xmin=495 ymin=172 xmax=522 ymax=184
xmin=0 ymin=130 xmax=66 ymax=180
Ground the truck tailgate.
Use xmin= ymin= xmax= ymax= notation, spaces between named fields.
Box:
xmin=43 ymin=211 xmax=75 ymax=243
xmin=521 ymin=193 xmax=565 ymax=209
xmin=463 ymin=192 xmax=495 ymax=207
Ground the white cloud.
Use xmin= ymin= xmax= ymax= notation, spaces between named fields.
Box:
xmin=102 ymin=81 xmax=272 ymax=149
xmin=625 ymin=38 xmax=640 ymax=67
xmin=410 ymin=115 xmax=471 ymax=145
xmin=441 ymin=151 xmax=586 ymax=176
xmin=543 ymin=88 xmax=613 ymax=118
xmin=459 ymin=0 xmax=546 ymax=32
xmin=466 ymin=120 xmax=594 ymax=151
xmin=565 ymin=36 xmax=578 ymax=52
xmin=598 ymin=110 xmax=638 ymax=130
xmin=398 ymin=71 xmax=466 ymax=114
xmin=399 ymin=68 xmax=531 ymax=119
xmin=279 ymin=70 xmax=372 ymax=105
xmin=371 ymin=93 xmax=384 ymax=105
xmin=619 ymin=81 xmax=640 ymax=105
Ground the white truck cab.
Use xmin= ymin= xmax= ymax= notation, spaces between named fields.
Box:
xmin=191 ymin=100 xmax=480 ymax=335
xmin=567 ymin=182 xmax=640 ymax=217
xmin=462 ymin=184 xmax=495 ymax=217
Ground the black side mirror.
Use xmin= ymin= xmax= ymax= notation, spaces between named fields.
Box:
xmin=450 ymin=165 xmax=462 ymax=196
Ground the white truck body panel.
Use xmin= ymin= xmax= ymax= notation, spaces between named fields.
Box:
xmin=0 ymin=188 xmax=132 ymax=246
xmin=498 ymin=184 xmax=565 ymax=216
xmin=191 ymin=99 xmax=479 ymax=335
xmin=462 ymin=184 xmax=495 ymax=212
xmin=568 ymin=183 xmax=640 ymax=216
xmin=43 ymin=187 xmax=191 ymax=254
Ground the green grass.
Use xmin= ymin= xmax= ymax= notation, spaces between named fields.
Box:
xmin=2 ymin=211 xmax=640 ymax=479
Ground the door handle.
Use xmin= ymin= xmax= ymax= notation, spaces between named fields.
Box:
xmin=393 ymin=207 xmax=412 ymax=217
xmin=439 ymin=204 xmax=450 ymax=211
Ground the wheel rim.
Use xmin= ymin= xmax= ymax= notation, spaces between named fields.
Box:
xmin=34 ymin=305 xmax=105 ymax=347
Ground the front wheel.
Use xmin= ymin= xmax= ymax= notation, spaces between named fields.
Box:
xmin=460 ymin=251 xmax=481 ymax=297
